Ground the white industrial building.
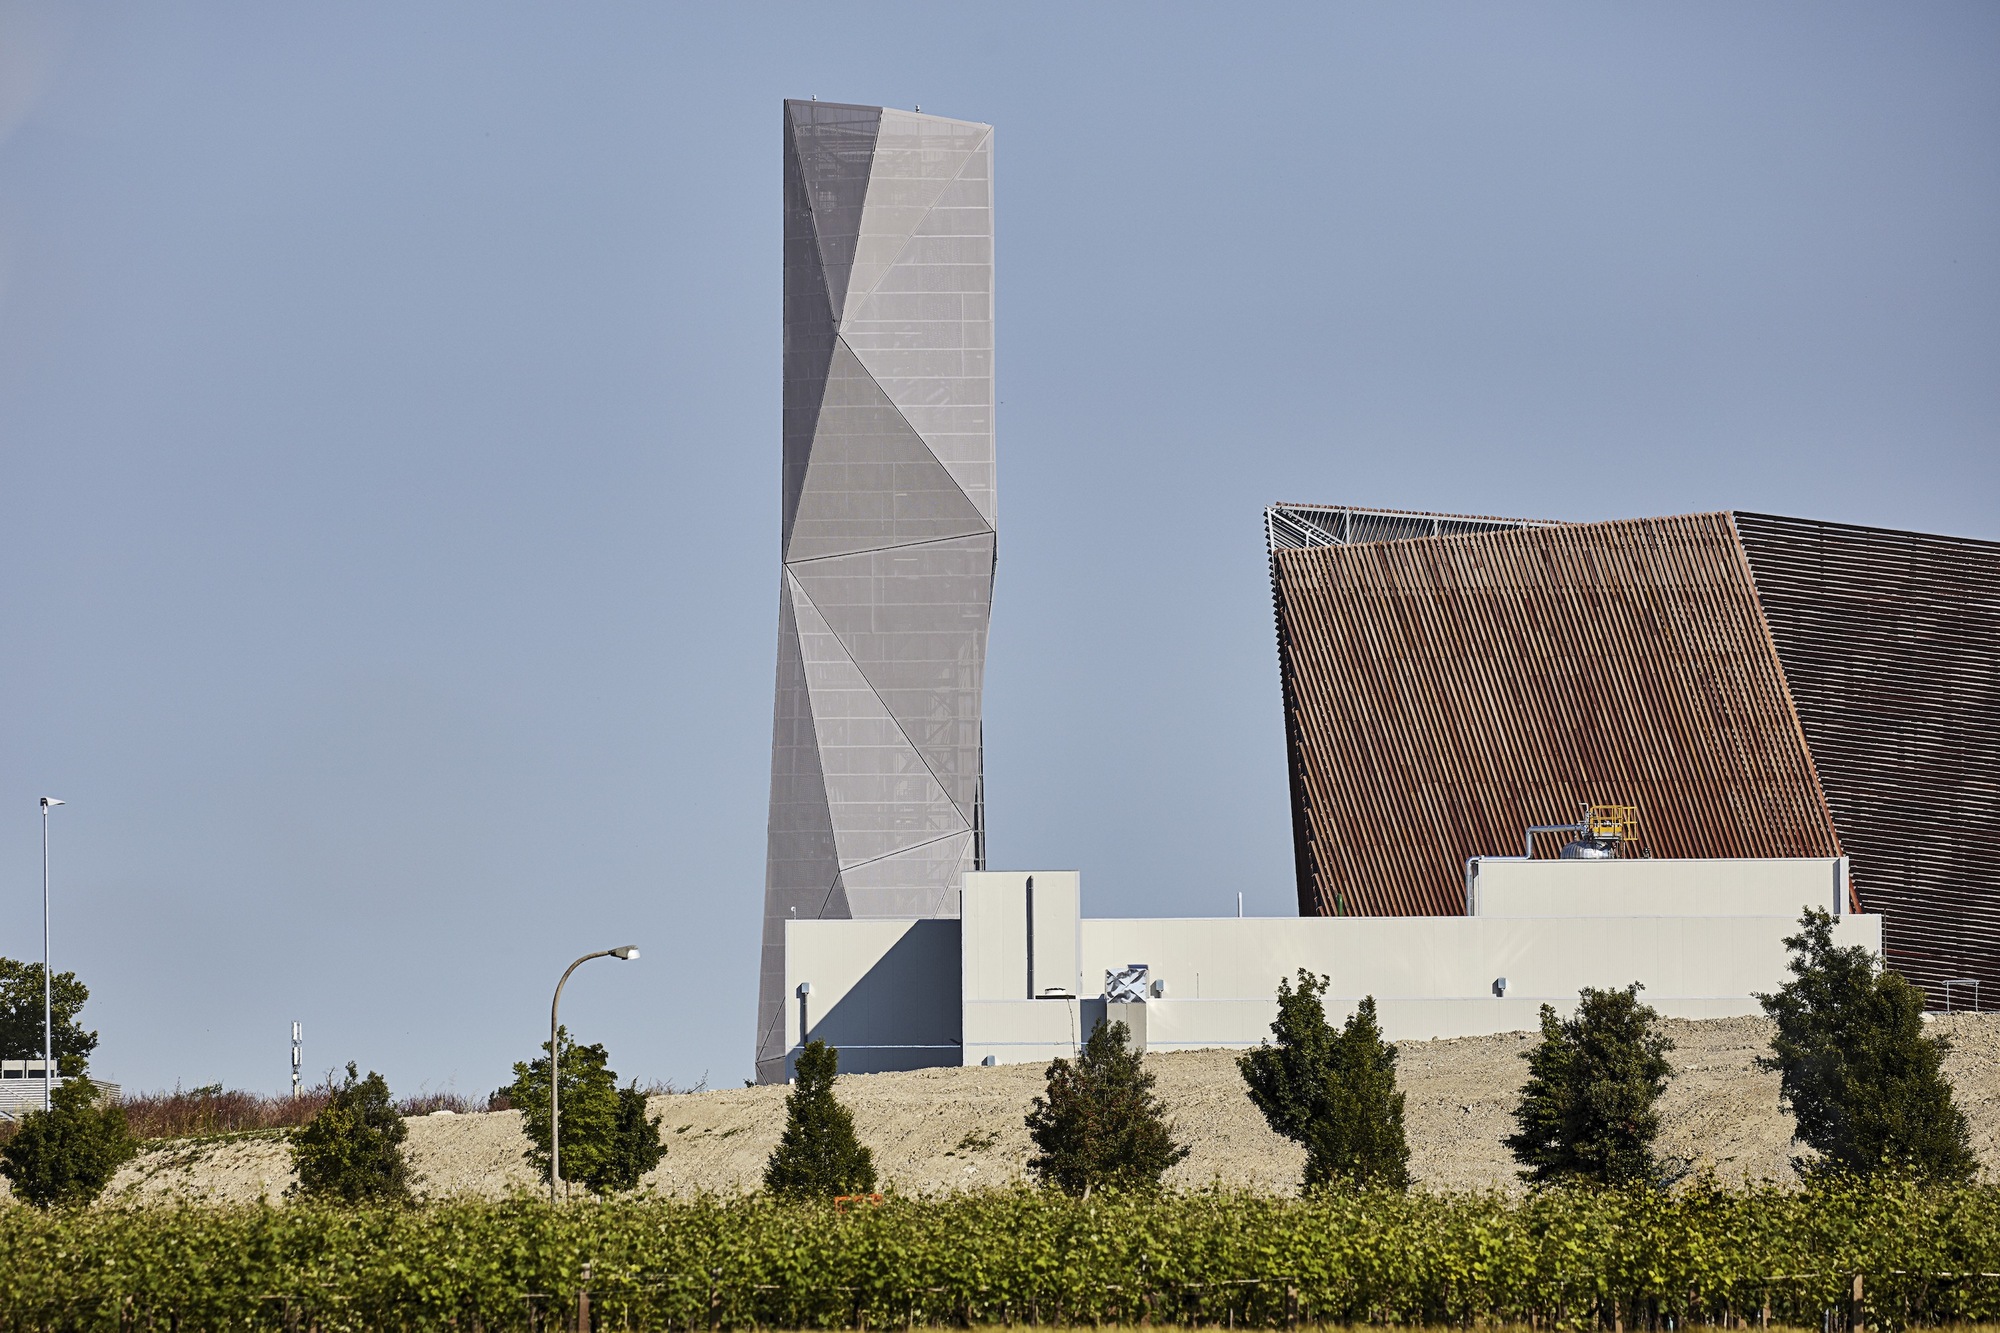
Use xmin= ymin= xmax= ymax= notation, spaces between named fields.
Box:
xmin=0 ymin=1061 xmax=120 ymax=1121
xmin=780 ymin=857 xmax=1877 ymax=1076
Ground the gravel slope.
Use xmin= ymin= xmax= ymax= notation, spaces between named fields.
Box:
xmin=18 ymin=1013 xmax=1995 ymax=1205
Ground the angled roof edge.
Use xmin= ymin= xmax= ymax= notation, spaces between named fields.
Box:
xmin=1271 ymin=502 xmax=2000 ymax=556
xmin=1265 ymin=502 xmax=1548 ymax=554
xmin=784 ymin=98 xmax=992 ymax=131
xmin=1733 ymin=509 xmax=2000 ymax=552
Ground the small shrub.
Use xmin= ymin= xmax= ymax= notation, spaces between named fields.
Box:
xmin=1504 ymin=983 xmax=1675 ymax=1187
xmin=1758 ymin=907 xmax=1976 ymax=1183
xmin=289 ymin=1063 xmax=409 ymax=1203
xmin=764 ymin=1040 xmax=875 ymax=1199
xmin=1026 ymin=1018 xmax=1187 ymax=1197
xmin=1239 ymin=972 xmax=1410 ymax=1191
xmin=0 ymin=1076 xmax=136 ymax=1207
xmin=506 ymin=1027 xmax=663 ymax=1195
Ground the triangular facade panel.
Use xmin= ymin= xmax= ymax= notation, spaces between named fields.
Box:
xmin=785 ymin=340 xmax=991 ymax=562
xmin=787 ymin=533 xmax=994 ymax=820
xmin=756 ymin=582 xmax=850 ymax=1072
xmin=786 ymin=101 xmax=882 ymax=321
xmin=781 ymin=120 xmax=843 ymax=547
xmin=839 ymin=136 xmax=996 ymax=526
xmin=840 ymin=112 xmax=989 ymax=321
xmin=837 ymin=830 xmax=976 ymax=919
xmin=790 ymin=572 xmax=971 ymax=863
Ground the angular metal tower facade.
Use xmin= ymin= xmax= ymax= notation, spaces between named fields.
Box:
xmin=757 ymin=101 xmax=996 ymax=1081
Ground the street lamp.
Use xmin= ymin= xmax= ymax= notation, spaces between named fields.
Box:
xmin=39 ymin=797 xmax=63 ymax=1112
xmin=549 ymin=945 xmax=639 ymax=1202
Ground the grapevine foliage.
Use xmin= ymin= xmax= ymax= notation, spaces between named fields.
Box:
xmin=0 ymin=1181 xmax=1997 ymax=1329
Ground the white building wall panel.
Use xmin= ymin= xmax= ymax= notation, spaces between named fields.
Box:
xmin=777 ymin=863 xmax=1883 ymax=1073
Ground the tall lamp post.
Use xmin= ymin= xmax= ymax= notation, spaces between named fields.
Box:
xmin=39 ymin=797 xmax=64 ymax=1112
xmin=549 ymin=946 xmax=639 ymax=1202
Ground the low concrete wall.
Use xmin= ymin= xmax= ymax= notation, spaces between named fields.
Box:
xmin=1466 ymin=856 xmax=1851 ymax=918
xmin=784 ymin=862 xmax=1883 ymax=1073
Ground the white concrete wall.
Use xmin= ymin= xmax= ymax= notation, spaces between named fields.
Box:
xmin=961 ymin=871 xmax=1081 ymax=1002
xmin=783 ymin=862 xmax=1885 ymax=1072
xmin=784 ymin=917 xmax=960 ymax=1076
xmin=960 ymin=871 xmax=1086 ymax=1067
xmin=1080 ymin=912 xmax=1879 ymax=1052
xmin=1466 ymin=856 xmax=1851 ymax=919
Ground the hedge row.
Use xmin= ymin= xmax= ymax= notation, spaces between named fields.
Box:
xmin=1 ymin=1181 xmax=1997 ymax=1331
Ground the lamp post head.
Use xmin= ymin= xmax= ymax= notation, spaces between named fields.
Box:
xmin=610 ymin=946 xmax=639 ymax=960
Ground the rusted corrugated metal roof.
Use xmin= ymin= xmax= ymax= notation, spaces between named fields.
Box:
xmin=1273 ymin=511 xmax=1844 ymax=917
xmin=1734 ymin=511 xmax=2000 ymax=1010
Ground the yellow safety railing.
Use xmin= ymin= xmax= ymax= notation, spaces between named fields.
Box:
xmin=1585 ymin=803 xmax=1641 ymax=841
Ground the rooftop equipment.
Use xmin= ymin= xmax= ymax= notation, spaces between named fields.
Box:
xmin=1104 ymin=964 xmax=1150 ymax=1003
xmin=1561 ymin=804 xmax=1641 ymax=860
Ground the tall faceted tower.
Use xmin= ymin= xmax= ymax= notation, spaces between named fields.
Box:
xmin=757 ymin=101 xmax=996 ymax=1082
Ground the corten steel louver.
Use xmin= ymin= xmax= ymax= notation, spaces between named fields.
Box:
xmin=1271 ymin=512 xmax=1844 ymax=918
xmin=759 ymin=102 xmax=997 ymax=1083
xmin=1733 ymin=512 xmax=2000 ymax=1010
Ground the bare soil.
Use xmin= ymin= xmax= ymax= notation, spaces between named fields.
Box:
xmin=8 ymin=1014 xmax=1993 ymax=1205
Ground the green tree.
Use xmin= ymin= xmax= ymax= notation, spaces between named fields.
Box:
xmin=1757 ymin=908 xmax=1976 ymax=1183
xmin=0 ymin=958 xmax=98 ymax=1075
xmin=505 ymin=1027 xmax=663 ymax=1195
xmin=1239 ymin=972 xmax=1410 ymax=1190
xmin=764 ymin=1040 xmax=876 ymax=1199
xmin=0 ymin=1075 xmax=136 ymax=1208
xmin=1505 ymin=984 xmax=1675 ymax=1187
xmin=290 ymin=1062 xmax=410 ymax=1203
xmin=1026 ymin=1018 xmax=1188 ymax=1198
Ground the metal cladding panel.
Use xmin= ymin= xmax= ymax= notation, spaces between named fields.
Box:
xmin=1734 ymin=512 xmax=2000 ymax=1010
xmin=785 ymin=340 xmax=990 ymax=560
xmin=789 ymin=533 xmax=993 ymax=819
xmin=1272 ymin=512 xmax=1843 ymax=918
xmin=761 ymin=102 xmax=995 ymax=1082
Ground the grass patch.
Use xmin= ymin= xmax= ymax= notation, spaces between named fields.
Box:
xmin=119 ymin=1084 xmax=497 ymax=1141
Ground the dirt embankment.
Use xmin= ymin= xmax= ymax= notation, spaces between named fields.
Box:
xmin=12 ymin=1014 xmax=1995 ymax=1205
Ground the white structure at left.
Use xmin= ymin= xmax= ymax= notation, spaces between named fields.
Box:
xmin=0 ymin=1061 xmax=119 ymax=1122
xmin=779 ymin=858 xmax=1879 ymax=1077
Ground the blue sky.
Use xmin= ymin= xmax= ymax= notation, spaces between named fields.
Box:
xmin=2 ymin=3 xmax=1994 ymax=1095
